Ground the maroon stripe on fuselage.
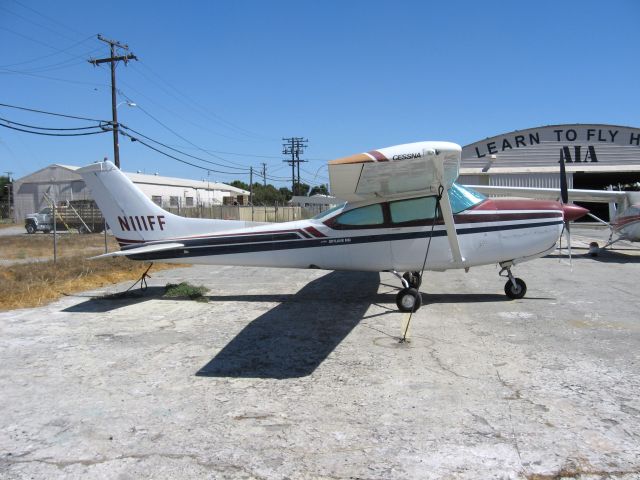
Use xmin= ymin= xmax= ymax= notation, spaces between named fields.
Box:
xmin=613 ymin=215 xmax=640 ymax=229
xmin=473 ymin=198 xmax=563 ymax=211
xmin=304 ymin=226 xmax=328 ymax=238
xmin=367 ymin=150 xmax=388 ymax=162
xmin=454 ymin=211 xmax=561 ymax=224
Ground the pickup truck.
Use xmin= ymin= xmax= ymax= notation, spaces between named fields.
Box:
xmin=25 ymin=200 xmax=105 ymax=234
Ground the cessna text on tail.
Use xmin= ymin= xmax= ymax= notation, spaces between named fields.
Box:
xmin=78 ymin=141 xmax=586 ymax=312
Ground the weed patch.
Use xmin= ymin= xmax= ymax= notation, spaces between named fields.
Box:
xmin=163 ymin=282 xmax=208 ymax=301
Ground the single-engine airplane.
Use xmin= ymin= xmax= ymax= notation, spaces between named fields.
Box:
xmin=467 ymin=185 xmax=640 ymax=252
xmin=78 ymin=141 xmax=587 ymax=312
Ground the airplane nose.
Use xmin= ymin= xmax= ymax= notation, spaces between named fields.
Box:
xmin=562 ymin=204 xmax=589 ymax=222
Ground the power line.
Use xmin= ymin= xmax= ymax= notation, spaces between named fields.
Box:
xmin=0 ymin=67 xmax=108 ymax=88
xmin=118 ymin=91 xmax=253 ymax=168
xmin=133 ymin=60 xmax=274 ymax=141
xmin=8 ymin=0 xmax=95 ymax=42
xmin=118 ymin=129 xmax=249 ymax=175
xmin=0 ymin=35 xmax=97 ymax=69
xmin=0 ymin=120 xmax=107 ymax=137
xmin=0 ymin=116 xmax=106 ymax=131
xmin=119 ymin=124 xmax=250 ymax=172
xmin=0 ymin=102 xmax=108 ymax=122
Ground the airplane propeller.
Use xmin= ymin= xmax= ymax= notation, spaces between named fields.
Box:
xmin=558 ymin=153 xmax=572 ymax=265
xmin=557 ymin=155 xmax=589 ymax=265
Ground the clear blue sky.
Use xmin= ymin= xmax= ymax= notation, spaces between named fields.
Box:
xmin=1 ymin=0 xmax=639 ymax=188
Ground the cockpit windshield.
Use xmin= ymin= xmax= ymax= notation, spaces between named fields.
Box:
xmin=448 ymin=183 xmax=486 ymax=213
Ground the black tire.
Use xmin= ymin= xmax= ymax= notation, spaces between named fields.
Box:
xmin=402 ymin=271 xmax=422 ymax=289
xmin=25 ymin=223 xmax=36 ymax=234
xmin=504 ymin=278 xmax=527 ymax=300
xmin=396 ymin=287 xmax=422 ymax=312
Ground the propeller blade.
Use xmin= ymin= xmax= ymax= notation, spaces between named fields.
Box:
xmin=559 ymin=154 xmax=568 ymax=204
xmin=566 ymin=221 xmax=572 ymax=269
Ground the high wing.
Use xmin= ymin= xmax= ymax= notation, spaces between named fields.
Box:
xmin=329 ymin=141 xmax=466 ymax=265
xmin=466 ymin=185 xmax=628 ymax=204
xmin=328 ymin=141 xmax=461 ymax=202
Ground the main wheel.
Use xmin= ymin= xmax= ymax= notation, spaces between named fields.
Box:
xmin=402 ymin=271 xmax=422 ymax=289
xmin=504 ymin=278 xmax=527 ymax=299
xmin=396 ymin=287 xmax=422 ymax=312
xmin=25 ymin=223 xmax=36 ymax=234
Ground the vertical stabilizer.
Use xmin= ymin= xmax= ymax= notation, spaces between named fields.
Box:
xmin=77 ymin=161 xmax=251 ymax=244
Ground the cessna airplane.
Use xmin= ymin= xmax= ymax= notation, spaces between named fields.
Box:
xmin=467 ymin=185 xmax=640 ymax=252
xmin=78 ymin=141 xmax=587 ymax=312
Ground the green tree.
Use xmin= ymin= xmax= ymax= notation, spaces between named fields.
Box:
xmin=309 ymin=184 xmax=329 ymax=196
xmin=229 ymin=180 xmax=250 ymax=191
xmin=293 ymin=182 xmax=310 ymax=197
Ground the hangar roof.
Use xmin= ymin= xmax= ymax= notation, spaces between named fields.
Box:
xmin=14 ymin=163 xmax=248 ymax=194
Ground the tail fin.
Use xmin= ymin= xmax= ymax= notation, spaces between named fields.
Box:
xmin=77 ymin=161 xmax=251 ymax=244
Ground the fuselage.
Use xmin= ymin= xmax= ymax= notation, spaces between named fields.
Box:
xmin=123 ymin=184 xmax=568 ymax=272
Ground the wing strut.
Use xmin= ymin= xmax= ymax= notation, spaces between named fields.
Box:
xmin=439 ymin=185 xmax=465 ymax=266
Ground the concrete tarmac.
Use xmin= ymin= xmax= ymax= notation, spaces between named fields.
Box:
xmin=1 ymin=230 xmax=639 ymax=479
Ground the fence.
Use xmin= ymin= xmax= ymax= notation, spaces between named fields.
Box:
xmin=163 ymin=204 xmax=327 ymax=223
xmin=0 ymin=204 xmax=11 ymax=221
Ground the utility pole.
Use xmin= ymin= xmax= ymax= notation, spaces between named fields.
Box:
xmin=261 ymin=162 xmax=267 ymax=187
xmin=4 ymin=171 xmax=12 ymax=221
xmin=282 ymin=137 xmax=308 ymax=196
xmin=88 ymin=34 xmax=137 ymax=169
xmin=249 ymin=166 xmax=253 ymax=205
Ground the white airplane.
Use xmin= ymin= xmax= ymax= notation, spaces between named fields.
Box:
xmin=467 ymin=185 xmax=640 ymax=252
xmin=77 ymin=141 xmax=587 ymax=312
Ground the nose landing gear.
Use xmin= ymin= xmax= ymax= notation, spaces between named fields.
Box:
xmin=499 ymin=262 xmax=527 ymax=300
xmin=391 ymin=270 xmax=423 ymax=312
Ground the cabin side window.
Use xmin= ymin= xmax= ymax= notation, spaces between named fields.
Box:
xmin=389 ymin=196 xmax=438 ymax=224
xmin=334 ymin=204 xmax=384 ymax=227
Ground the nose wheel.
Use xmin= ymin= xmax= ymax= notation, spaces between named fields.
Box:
xmin=391 ymin=271 xmax=424 ymax=312
xmin=499 ymin=263 xmax=527 ymax=300
xmin=396 ymin=287 xmax=422 ymax=312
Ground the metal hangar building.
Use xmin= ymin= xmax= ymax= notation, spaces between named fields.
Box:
xmin=458 ymin=123 xmax=640 ymax=219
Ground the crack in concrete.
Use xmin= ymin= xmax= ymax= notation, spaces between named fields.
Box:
xmin=3 ymin=452 xmax=267 ymax=478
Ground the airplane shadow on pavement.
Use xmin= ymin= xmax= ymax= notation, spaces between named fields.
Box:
xmin=196 ymin=270 xmax=380 ymax=379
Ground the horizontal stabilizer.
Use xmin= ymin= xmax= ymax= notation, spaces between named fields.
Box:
xmin=90 ymin=242 xmax=185 ymax=259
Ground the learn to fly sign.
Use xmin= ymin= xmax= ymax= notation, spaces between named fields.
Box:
xmin=461 ymin=124 xmax=640 ymax=169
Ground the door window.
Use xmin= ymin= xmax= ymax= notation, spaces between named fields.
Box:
xmin=389 ymin=197 xmax=438 ymax=224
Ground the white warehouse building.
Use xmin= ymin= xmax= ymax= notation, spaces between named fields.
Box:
xmin=12 ymin=163 xmax=249 ymax=222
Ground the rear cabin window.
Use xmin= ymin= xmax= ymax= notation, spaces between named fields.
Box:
xmin=390 ymin=197 xmax=438 ymax=224
xmin=334 ymin=204 xmax=384 ymax=227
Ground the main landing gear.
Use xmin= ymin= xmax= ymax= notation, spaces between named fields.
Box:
xmin=392 ymin=271 xmax=423 ymax=312
xmin=499 ymin=262 xmax=527 ymax=300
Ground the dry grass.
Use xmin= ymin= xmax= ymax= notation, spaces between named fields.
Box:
xmin=0 ymin=233 xmax=120 ymax=260
xmin=0 ymin=233 xmax=185 ymax=310
xmin=0 ymin=257 xmax=182 ymax=311
xmin=0 ymin=223 xmax=18 ymax=229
